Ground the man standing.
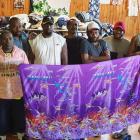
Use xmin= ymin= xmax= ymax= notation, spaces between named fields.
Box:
xmin=104 ymin=21 xmax=130 ymax=59
xmin=29 ymin=16 xmax=68 ymax=65
xmin=9 ymin=17 xmax=33 ymax=63
xmin=80 ymin=21 xmax=110 ymax=63
xmin=128 ymin=33 xmax=140 ymax=56
xmin=104 ymin=21 xmax=130 ymax=139
xmin=65 ymin=18 xmax=85 ymax=64
xmin=0 ymin=30 xmax=29 ymax=140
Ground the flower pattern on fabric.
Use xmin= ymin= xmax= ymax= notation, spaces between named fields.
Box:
xmin=19 ymin=56 xmax=140 ymax=139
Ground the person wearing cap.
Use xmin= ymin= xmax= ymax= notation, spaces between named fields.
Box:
xmin=29 ymin=15 xmax=68 ymax=65
xmin=80 ymin=21 xmax=110 ymax=63
xmin=65 ymin=18 xmax=85 ymax=64
xmin=128 ymin=33 xmax=140 ymax=56
xmin=104 ymin=22 xmax=130 ymax=139
xmin=104 ymin=21 xmax=130 ymax=59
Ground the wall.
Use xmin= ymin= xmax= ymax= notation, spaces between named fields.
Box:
xmin=69 ymin=0 xmax=89 ymax=17
xmin=0 ymin=0 xmax=30 ymax=16
xmin=100 ymin=0 xmax=140 ymax=39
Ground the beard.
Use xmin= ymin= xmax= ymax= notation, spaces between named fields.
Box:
xmin=43 ymin=30 xmax=53 ymax=37
xmin=2 ymin=44 xmax=13 ymax=53
xmin=12 ymin=31 xmax=22 ymax=37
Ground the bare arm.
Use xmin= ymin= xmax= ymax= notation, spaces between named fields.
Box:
xmin=81 ymin=50 xmax=110 ymax=64
xmin=90 ymin=50 xmax=110 ymax=62
xmin=27 ymin=40 xmax=35 ymax=64
xmin=61 ymin=42 xmax=68 ymax=65
xmin=135 ymin=51 xmax=140 ymax=55
xmin=81 ymin=53 xmax=94 ymax=64
xmin=127 ymin=36 xmax=137 ymax=56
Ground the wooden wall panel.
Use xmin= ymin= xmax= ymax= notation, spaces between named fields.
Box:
xmin=0 ymin=0 xmax=30 ymax=16
xmin=100 ymin=1 xmax=140 ymax=39
xmin=69 ymin=0 xmax=89 ymax=17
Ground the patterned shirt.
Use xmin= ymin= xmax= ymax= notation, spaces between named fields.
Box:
xmin=0 ymin=46 xmax=29 ymax=99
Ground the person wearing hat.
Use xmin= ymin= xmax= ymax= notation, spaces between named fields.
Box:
xmin=128 ymin=33 xmax=140 ymax=56
xmin=104 ymin=22 xmax=130 ymax=139
xmin=29 ymin=15 xmax=68 ymax=65
xmin=104 ymin=21 xmax=130 ymax=59
xmin=80 ymin=21 xmax=110 ymax=63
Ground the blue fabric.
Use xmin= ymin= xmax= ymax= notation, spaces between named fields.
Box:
xmin=13 ymin=32 xmax=30 ymax=54
xmin=13 ymin=32 xmax=32 ymax=62
xmin=88 ymin=0 xmax=100 ymax=19
xmin=57 ymin=17 xmax=67 ymax=28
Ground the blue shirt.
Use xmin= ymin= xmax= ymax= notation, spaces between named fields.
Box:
xmin=13 ymin=32 xmax=31 ymax=60
xmin=80 ymin=39 xmax=109 ymax=57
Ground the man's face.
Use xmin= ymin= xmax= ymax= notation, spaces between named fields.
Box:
xmin=87 ymin=29 xmax=100 ymax=42
xmin=113 ymin=27 xmax=124 ymax=39
xmin=10 ymin=20 xmax=23 ymax=37
xmin=1 ymin=32 xmax=14 ymax=51
xmin=42 ymin=22 xmax=54 ymax=36
xmin=67 ymin=20 xmax=78 ymax=34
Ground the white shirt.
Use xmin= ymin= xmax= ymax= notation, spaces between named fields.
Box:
xmin=30 ymin=32 xmax=66 ymax=64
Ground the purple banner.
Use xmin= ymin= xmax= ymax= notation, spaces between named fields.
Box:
xmin=19 ymin=56 xmax=140 ymax=139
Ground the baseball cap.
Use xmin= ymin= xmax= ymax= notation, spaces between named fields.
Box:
xmin=87 ymin=21 xmax=100 ymax=31
xmin=42 ymin=16 xmax=54 ymax=25
xmin=113 ymin=21 xmax=125 ymax=32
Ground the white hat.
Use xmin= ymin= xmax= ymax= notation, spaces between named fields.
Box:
xmin=87 ymin=21 xmax=100 ymax=31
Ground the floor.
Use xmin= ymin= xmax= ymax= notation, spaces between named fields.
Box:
xmin=6 ymin=123 xmax=140 ymax=140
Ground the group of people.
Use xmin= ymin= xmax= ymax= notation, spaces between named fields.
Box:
xmin=0 ymin=15 xmax=139 ymax=140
